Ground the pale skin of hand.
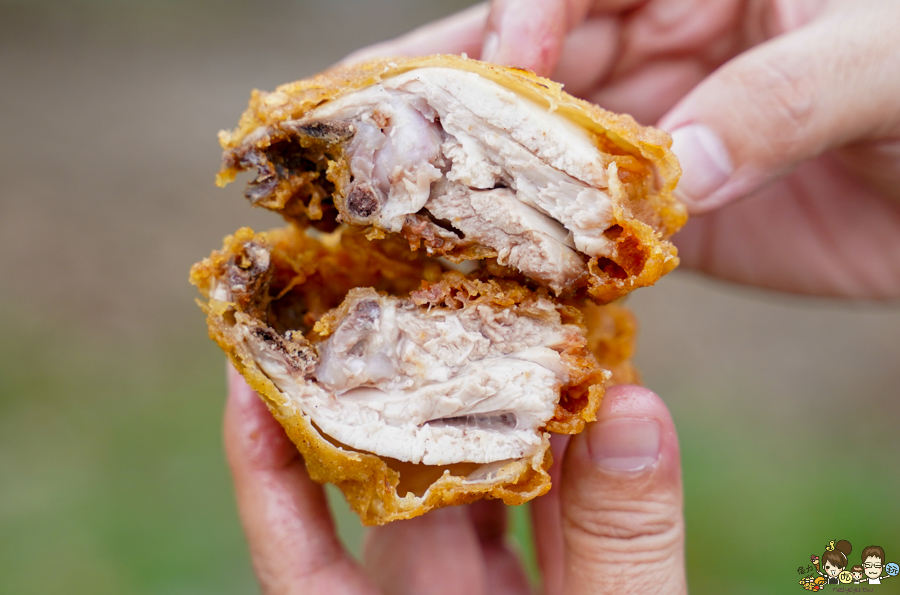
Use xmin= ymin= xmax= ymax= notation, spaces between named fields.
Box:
xmin=226 ymin=366 xmax=685 ymax=595
xmin=224 ymin=2 xmax=900 ymax=593
xmin=347 ymin=0 xmax=900 ymax=298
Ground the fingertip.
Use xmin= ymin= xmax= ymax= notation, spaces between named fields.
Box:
xmin=667 ymin=124 xmax=734 ymax=213
xmin=559 ymin=384 xmax=686 ymax=594
xmin=225 ymin=361 xmax=264 ymax=437
xmin=590 ymin=385 xmax=681 ymax=478
xmin=561 ymin=383 xmax=684 ymax=524
xmin=658 ymin=12 xmax=900 ymax=216
xmin=599 ymin=385 xmax=672 ymax=425
xmin=224 ymin=362 xmax=298 ymax=472
xmin=587 ymin=417 xmax=661 ymax=473
xmin=226 ymin=362 xmax=255 ymax=406
xmin=483 ymin=0 xmax=568 ymax=76
xmin=481 ymin=30 xmax=500 ymax=63
xmin=341 ymin=3 xmax=489 ymax=66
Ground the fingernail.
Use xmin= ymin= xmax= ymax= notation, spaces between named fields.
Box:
xmin=482 ymin=31 xmax=500 ymax=62
xmin=669 ymin=124 xmax=732 ymax=208
xmin=588 ymin=418 xmax=661 ymax=472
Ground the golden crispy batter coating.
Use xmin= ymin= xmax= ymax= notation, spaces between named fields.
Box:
xmin=582 ymin=301 xmax=640 ymax=386
xmin=191 ymin=225 xmax=637 ymax=524
xmin=216 ymin=55 xmax=686 ymax=303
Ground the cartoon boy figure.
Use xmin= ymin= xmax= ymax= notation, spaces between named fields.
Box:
xmin=851 ymin=565 xmax=864 ymax=584
xmin=862 ymin=545 xmax=894 ymax=585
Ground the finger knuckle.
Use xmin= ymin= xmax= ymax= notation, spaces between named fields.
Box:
xmin=725 ymin=56 xmax=817 ymax=150
xmin=563 ymin=495 xmax=683 ymax=555
xmin=256 ymin=550 xmax=347 ymax=595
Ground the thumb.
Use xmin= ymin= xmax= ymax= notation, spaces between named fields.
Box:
xmin=659 ymin=6 xmax=900 ymax=213
xmin=559 ymin=385 xmax=685 ymax=594
xmin=481 ymin=0 xmax=593 ymax=76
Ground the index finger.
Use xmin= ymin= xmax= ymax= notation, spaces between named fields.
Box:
xmin=483 ymin=0 xmax=594 ymax=76
xmin=224 ymin=365 xmax=378 ymax=595
xmin=341 ymin=3 xmax=488 ymax=66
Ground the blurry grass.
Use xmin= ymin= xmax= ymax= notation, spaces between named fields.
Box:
xmin=508 ymin=502 xmax=539 ymax=586
xmin=0 ymin=310 xmax=256 ymax=594
xmin=2 ymin=306 xmax=899 ymax=595
xmin=671 ymin=387 xmax=900 ymax=594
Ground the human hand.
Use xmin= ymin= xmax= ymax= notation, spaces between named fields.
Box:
xmin=225 ymin=365 xmax=686 ymax=594
xmin=347 ymin=0 xmax=900 ymax=298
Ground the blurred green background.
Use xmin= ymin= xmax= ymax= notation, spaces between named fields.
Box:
xmin=1 ymin=1 xmax=898 ymax=593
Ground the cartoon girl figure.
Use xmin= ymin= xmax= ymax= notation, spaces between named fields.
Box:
xmin=851 ymin=565 xmax=864 ymax=584
xmin=815 ymin=540 xmax=852 ymax=585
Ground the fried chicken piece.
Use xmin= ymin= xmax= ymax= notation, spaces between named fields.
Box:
xmin=217 ymin=55 xmax=686 ymax=302
xmin=190 ymin=225 xmax=637 ymax=524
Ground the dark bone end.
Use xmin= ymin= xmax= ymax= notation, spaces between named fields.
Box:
xmin=345 ymin=183 xmax=382 ymax=221
xmin=280 ymin=119 xmax=355 ymax=145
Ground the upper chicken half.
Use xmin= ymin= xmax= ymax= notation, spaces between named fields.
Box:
xmin=218 ymin=55 xmax=686 ymax=302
